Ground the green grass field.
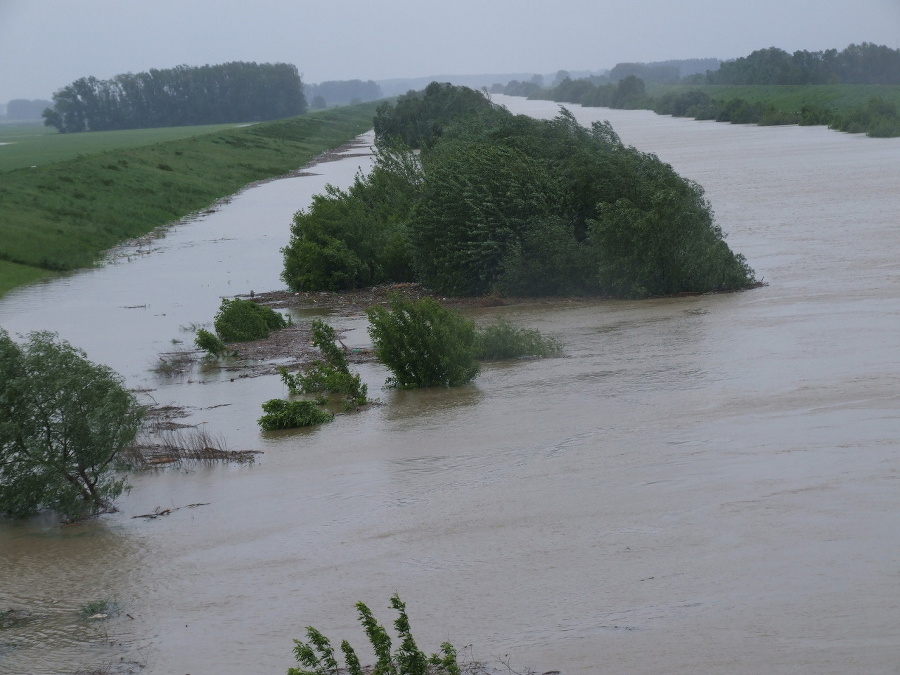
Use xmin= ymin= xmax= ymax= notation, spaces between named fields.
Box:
xmin=646 ymin=83 xmax=900 ymax=112
xmin=0 ymin=121 xmax=251 ymax=172
xmin=0 ymin=102 xmax=382 ymax=298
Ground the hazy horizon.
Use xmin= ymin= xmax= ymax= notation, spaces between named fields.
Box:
xmin=2 ymin=0 xmax=898 ymax=101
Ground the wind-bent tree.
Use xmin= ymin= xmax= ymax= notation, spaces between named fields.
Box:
xmin=283 ymin=83 xmax=757 ymax=298
xmin=0 ymin=330 xmax=143 ymax=519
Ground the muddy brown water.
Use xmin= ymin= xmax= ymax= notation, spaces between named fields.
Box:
xmin=1 ymin=99 xmax=899 ymax=675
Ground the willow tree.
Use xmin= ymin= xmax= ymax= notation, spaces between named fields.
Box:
xmin=0 ymin=330 xmax=143 ymax=519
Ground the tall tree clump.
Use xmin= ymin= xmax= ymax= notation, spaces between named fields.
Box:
xmin=43 ymin=62 xmax=307 ymax=133
xmin=281 ymin=83 xmax=756 ymax=299
xmin=0 ymin=330 xmax=143 ymax=519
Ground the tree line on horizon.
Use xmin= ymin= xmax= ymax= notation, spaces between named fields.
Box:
xmin=42 ymin=61 xmax=307 ymax=133
xmin=498 ymin=43 xmax=900 ymax=137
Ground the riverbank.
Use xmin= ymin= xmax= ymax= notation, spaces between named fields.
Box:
xmin=517 ymin=83 xmax=900 ymax=137
xmin=0 ymin=102 xmax=383 ymax=298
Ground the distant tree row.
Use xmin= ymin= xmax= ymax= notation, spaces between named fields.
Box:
xmin=704 ymin=43 xmax=900 ymax=85
xmin=282 ymin=83 xmax=755 ymax=299
xmin=305 ymin=79 xmax=383 ymax=109
xmin=3 ymin=99 xmax=52 ymax=120
xmin=42 ymin=62 xmax=307 ymax=133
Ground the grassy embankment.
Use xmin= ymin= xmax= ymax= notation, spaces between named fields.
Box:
xmin=645 ymin=83 xmax=900 ymax=134
xmin=0 ymin=102 xmax=382 ymax=298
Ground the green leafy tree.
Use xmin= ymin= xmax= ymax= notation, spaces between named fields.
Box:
xmin=281 ymin=144 xmax=420 ymax=292
xmin=412 ymin=140 xmax=564 ymax=295
xmin=366 ymin=296 xmax=479 ymax=389
xmin=0 ymin=330 xmax=143 ymax=518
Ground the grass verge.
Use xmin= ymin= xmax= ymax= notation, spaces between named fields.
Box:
xmin=0 ymin=102 xmax=382 ymax=299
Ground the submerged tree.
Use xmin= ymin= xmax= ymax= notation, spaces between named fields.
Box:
xmin=0 ymin=330 xmax=143 ymax=519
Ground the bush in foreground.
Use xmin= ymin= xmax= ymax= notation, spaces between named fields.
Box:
xmin=289 ymin=594 xmax=460 ymax=675
xmin=280 ymin=319 xmax=368 ymax=409
xmin=366 ymin=296 xmax=479 ymax=389
xmin=194 ymin=327 xmax=227 ymax=355
xmin=0 ymin=330 xmax=143 ymax=518
xmin=258 ymin=399 xmax=334 ymax=431
xmin=214 ymin=297 xmax=288 ymax=342
xmin=476 ymin=318 xmax=563 ymax=360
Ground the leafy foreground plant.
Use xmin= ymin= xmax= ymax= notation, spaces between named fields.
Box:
xmin=0 ymin=330 xmax=143 ymax=519
xmin=258 ymin=399 xmax=334 ymax=431
xmin=475 ymin=318 xmax=563 ymax=361
xmin=194 ymin=327 xmax=228 ymax=355
xmin=289 ymin=594 xmax=461 ymax=675
xmin=213 ymin=297 xmax=289 ymax=342
xmin=367 ymin=296 xmax=479 ymax=389
xmin=280 ymin=319 xmax=368 ymax=408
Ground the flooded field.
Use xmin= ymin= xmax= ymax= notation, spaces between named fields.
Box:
xmin=1 ymin=99 xmax=899 ymax=675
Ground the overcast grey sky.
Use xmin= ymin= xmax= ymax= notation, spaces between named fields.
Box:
xmin=2 ymin=0 xmax=898 ymax=101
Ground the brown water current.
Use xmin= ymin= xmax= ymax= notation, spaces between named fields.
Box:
xmin=1 ymin=100 xmax=899 ymax=674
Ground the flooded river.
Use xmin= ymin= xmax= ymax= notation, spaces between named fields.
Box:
xmin=1 ymin=97 xmax=899 ymax=675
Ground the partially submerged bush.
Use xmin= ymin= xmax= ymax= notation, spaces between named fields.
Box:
xmin=258 ymin=399 xmax=333 ymax=431
xmin=0 ymin=330 xmax=143 ymax=518
xmin=280 ymin=319 xmax=368 ymax=408
xmin=476 ymin=318 xmax=562 ymax=360
xmin=289 ymin=594 xmax=461 ymax=675
xmin=194 ymin=327 xmax=227 ymax=355
xmin=214 ymin=297 xmax=288 ymax=342
xmin=366 ymin=296 xmax=479 ymax=389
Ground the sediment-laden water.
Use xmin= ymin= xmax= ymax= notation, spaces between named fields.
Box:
xmin=1 ymin=99 xmax=898 ymax=675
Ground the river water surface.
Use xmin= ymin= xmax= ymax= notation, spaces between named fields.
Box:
xmin=1 ymin=98 xmax=898 ymax=675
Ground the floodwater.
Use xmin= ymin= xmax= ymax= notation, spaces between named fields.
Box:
xmin=1 ymin=98 xmax=899 ymax=675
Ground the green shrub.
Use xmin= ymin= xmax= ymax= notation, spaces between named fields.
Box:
xmin=281 ymin=145 xmax=420 ymax=292
xmin=366 ymin=296 xmax=479 ymax=389
xmin=476 ymin=318 xmax=562 ymax=360
xmin=588 ymin=166 xmax=755 ymax=298
xmin=0 ymin=330 xmax=142 ymax=518
xmin=280 ymin=319 xmax=368 ymax=408
xmin=194 ymin=327 xmax=227 ymax=355
xmin=257 ymin=399 xmax=333 ymax=431
xmin=289 ymin=594 xmax=461 ymax=675
xmin=214 ymin=297 xmax=288 ymax=342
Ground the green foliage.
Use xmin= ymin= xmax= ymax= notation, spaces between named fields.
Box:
xmin=707 ymin=43 xmax=900 ymax=85
xmin=476 ymin=318 xmax=562 ymax=360
xmin=830 ymin=97 xmax=900 ymax=137
xmin=588 ymin=181 xmax=755 ymax=298
xmin=281 ymin=144 xmax=420 ymax=292
xmin=373 ymin=81 xmax=494 ymax=148
xmin=284 ymin=87 xmax=756 ymax=298
xmin=280 ymin=320 xmax=368 ymax=408
xmin=257 ymin=399 xmax=333 ymax=431
xmin=194 ymin=327 xmax=227 ymax=355
xmin=366 ymin=296 xmax=479 ymax=389
xmin=214 ymin=298 xmax=288 ymax=342
xmin=288 ymin=594 xmax=460 ymax=675
xmin=0 ymin=330 xmax=143 ymax=518
xmin=44 ymin=62 xmax=307 ymax=133
xmin=412 ymin=139 xmax=564 ymax=296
